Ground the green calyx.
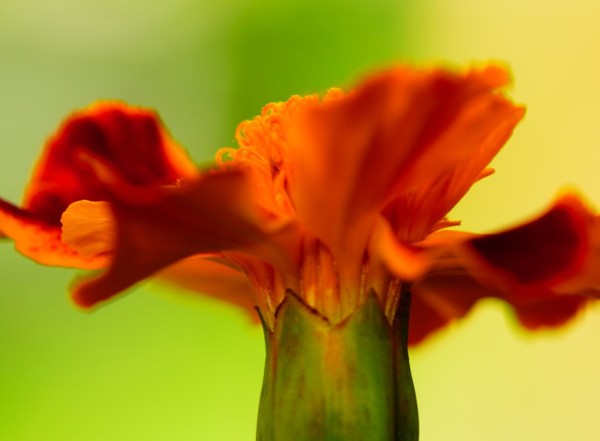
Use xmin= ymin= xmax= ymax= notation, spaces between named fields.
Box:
xmin=257 ymin=289 xmax=419 ymax=441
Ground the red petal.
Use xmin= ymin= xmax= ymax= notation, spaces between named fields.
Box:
xmin=71 ymin=166 xmax=293 ymax=308
xmin=468 ymin=196 xmax=591 ymax=291
xmin=24 ymin=102 xmax=197 ymax=225
xmin=410 ymin=269 xmax=590 ymax=345
xmin=1 ymin=102 xmax=197 ymax=269
xmin=405 ymin=197 xmax=597 ymax=343
xmin=512 ymin=294 xmax=589 ymax=330
xmin=408 ymin=293 xmax=450 ymax=346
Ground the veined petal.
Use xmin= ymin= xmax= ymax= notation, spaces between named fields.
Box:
xmin=385 ymin=92 xmax=525 ymax=242
xmin=289 ymin=65 xmax=524 ymax=267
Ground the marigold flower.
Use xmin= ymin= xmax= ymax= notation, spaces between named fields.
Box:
xmin=3 ymin=64 xmax=600 ymax=440
xmin=1 ymin=65 xmax=598 ymax=345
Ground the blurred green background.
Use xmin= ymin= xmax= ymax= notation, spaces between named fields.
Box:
xmin=1 ymin=1 xmax=600 ymax=440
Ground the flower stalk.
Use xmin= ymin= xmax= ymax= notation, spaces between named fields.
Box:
xmin=257 ymin=287 xmax=418 ymax=441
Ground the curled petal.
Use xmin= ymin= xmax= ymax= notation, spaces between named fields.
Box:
xmin=369 ymin=216 xmax=429 ymax=281
xmin=61 ymin=200 xmax=114 ymax=261
xmin=410 ymin=270 xmax=590 ymax=345
xmin=70 ymin=157 xmax=294 ymax=308
xmin=61 ymin=198 xmax=260 ymax=315
xmin=24 ymin=101 xmax=197 ymax=225
xmin=466 ymin=195 xmax=595 ymax=297
xmin=0 ymin=198 xmax=103 ymax=269
xmin=1 ymin=102 xmax=197 ymax=269
xmin=406 ymin=195 xmax=598 ymax=343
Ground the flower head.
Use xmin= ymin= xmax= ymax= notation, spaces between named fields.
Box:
xmin=1 ymin=65 xmax=598 ymax=344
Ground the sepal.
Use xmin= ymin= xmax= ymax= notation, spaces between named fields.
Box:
xmin=257 ymin=290 xmax=418 ymax=441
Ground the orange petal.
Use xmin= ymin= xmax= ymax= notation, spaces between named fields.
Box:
xmin=0 ymin=198 xmax=104 ymax=269
xmin=157 ymin=256 xmax=258 ymax=320
xmin=60 ymin=200 xmax=114 ymax=261
xmin=289 ymin=65 xmax=524 ymax=266
xmin=369 ymin=216 xmax=429 ymax=281
xmin=385 ymin=89 xmax=525 ymax=242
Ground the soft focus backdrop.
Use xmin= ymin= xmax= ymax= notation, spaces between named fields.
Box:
xmin=1 ymin=1 xmax=599 ymax=440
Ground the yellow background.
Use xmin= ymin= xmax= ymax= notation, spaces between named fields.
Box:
xmin=1 ymin=1 xmax=599 ymax=440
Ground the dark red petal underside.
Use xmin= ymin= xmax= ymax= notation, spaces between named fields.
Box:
xmin=469 ymin=203 xmax=589 ymax=287
xmin=408 ymin=293 xmax=451 ymax=345
xmin=513 ymin=294 xmax=589 ymax=330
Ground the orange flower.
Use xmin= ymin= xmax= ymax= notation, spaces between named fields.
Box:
xmin=1 ymin=65 xmax=598 ymax=344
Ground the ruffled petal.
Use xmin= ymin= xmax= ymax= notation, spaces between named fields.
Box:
xmin=465 ymin=195 xmax=596 ymax=298
xmin=24 ymin=101 xmax=197 ymax=225
xmin=410 ymin=269 xmax=591 ymax=344
xmin=1 ymin=102 xmax=197 ymax=269
xmin=385 ymin=91 xmax=525 ymax=242
xmin=289 ymin=65 xmax=524 ymax=266
xmin=404 ymin=195 xmax=598 ymax=343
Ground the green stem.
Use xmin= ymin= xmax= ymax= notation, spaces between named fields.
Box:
xmin=394 ymin=286 xmax=419 ymax=441
xmin=256 ymin=288 xmax=419 ymax=441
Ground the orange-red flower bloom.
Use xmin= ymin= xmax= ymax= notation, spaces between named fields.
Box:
xmin=1 ymin=65 xmax=599 ymax=344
